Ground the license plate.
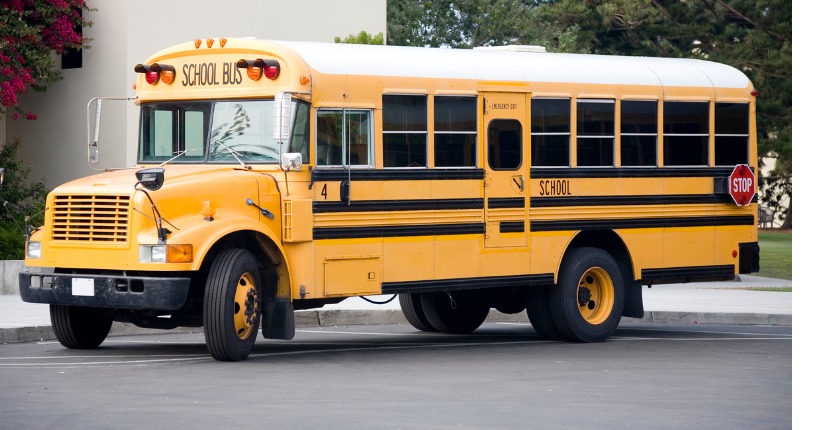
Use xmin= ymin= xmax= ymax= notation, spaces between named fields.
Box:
xmin=71 ymin=278 xmax=95 ymax=296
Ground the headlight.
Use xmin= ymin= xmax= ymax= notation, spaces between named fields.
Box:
xmin=139 ymin=244 xmax=193 ymax=263
xmin=26 ymin=241 xmax=41 ymax=259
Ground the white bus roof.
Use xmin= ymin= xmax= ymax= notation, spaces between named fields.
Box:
xmin=269 ymin=40 xmax=751 ymax=89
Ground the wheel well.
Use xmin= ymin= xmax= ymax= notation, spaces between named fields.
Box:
xmin=202 ymin=231 xmax=284 ymax=300
xmin=564 ymin=230 xmax=643 ymax=318
xmin=565 ymin=230 xmax=632 ymax=280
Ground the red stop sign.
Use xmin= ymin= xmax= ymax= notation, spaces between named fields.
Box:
xmin=729 ymin=164 xmax=755 ymax=206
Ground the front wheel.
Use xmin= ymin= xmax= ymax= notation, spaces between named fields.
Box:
xmin=50 ymin=304 xmax=113 ymax=349
xmin=551 ymin=248 xmax=624 ymax=343
xmin=204 ymin=249 xmax=262 ymax=362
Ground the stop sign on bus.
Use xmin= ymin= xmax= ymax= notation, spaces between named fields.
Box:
xmin=729 ymin=164 xmax=755 ymax=206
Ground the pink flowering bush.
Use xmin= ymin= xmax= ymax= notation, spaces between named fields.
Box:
xmin=0 ymin=0 xmax=93 ymax=120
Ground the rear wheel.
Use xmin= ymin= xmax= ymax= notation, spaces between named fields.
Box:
xmin=420 ymin=291 xmax=489 ymax=334
xmin=50 ymin=305 xmax=113 ymax=349
xmin=551 ymin=248 xmax=624 ymax=342
xmin=204 ymin=249 xmax=262 ymax=362
xmin=399 ymin=293 xmax=436 ymax=332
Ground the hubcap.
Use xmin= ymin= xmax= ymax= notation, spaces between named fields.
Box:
xmin=576 ymin=267 xmax=614 ymax=325
xmin=233 ymin=272 xmax=259 ymax=340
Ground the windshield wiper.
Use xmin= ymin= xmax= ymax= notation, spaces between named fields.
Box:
xmin=160 ymin=148 xmax=201 ymax=166
xmin=210 ymin=139 xmax=250 ymax=170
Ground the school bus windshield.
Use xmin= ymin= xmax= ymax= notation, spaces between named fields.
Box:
xmin=138 ymin=99 xmax=310 ymax=164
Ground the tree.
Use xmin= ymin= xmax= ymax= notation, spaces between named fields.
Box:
xmin=387 ymin=0 xmax=792 ymax=228
xmin=335 ymin=30 xmax=384 ymax=45
xmin=0 ymin=0 xmax=93 ymax=120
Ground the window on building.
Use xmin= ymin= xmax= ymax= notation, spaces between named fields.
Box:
xmin=576 ymin=99 xmax=614 ymax=167
xmin=383 ymin=95 xmax=427 ymax=168
xmin=621 ymin=100 xmax=658 ymax=166
xmin=435 ymin=96 xmax=477 ymax=167
xmin=531 ymin=98 xmax=570 ymax=167
xmin=663 ymin=101 xmax=709 ymax=166
xmin=316 ymin=109 xmax=373 ymax=167
xmin=714 ymin=102 xmax=749 ymax=166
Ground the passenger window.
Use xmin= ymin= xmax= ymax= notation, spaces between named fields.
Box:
xmin=531 ymin=98 xmax=570 ymax=167
xmin=316 ymin=109 xmax=372 ymax=167
xmin=435 ymin=96 xmax=477 ymax=168
xmin=621 ymin=100 xmax=657 ymax=166
xmin=663 ymin=101 xmax=709 ymax=166
xmin=714 ymin=102 xmax=749 ymax=166
xmin=382 ymin=95 xmax=427 ymax=168
xmin=576 ymin=99 xmax=614 ymax=167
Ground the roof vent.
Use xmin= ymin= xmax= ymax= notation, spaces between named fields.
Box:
xmin=473 ymin=45 xmax=546 ymax=53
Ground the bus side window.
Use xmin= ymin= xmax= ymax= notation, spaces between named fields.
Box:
xmin=316 ymin=111 xmax=342 ymax=166
xmin=714 ymin=102 xmax=749 ymax=166
xmin=316 ymin=109 xmax=373 ymax=167
xmin=382 ymin=95 xmax=427 ymax=168
xmin=663 ymin=101 xmax=709 ymax=166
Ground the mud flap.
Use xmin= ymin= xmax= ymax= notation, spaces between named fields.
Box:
xmin=623 ymin=279 xmax=644 ymax=319
xmin=262 ymin=298 xmax=295 ymax=340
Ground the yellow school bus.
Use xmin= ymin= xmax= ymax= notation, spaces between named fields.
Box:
xmin=18 ymin=38 xmax=759 ymax=361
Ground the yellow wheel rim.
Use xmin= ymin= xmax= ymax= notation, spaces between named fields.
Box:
xmin=576 ymin=267 xmax=614 ymax=325
xmin=232 ymin=272 xmax=258 ymax=340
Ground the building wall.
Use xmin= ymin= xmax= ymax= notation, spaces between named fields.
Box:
xmin=4 ymin=0 xmax=386 ymax=189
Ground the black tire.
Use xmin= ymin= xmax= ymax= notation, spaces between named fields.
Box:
xmin=204 ymin=249 xmax=262 ymax=362
xmin=50 ymin=304 xmax=113 ymax=349
xmin=420 ymin=291 xmax=489 ymax=334
xmin=524 ymin=284 xmax=562 ymax=340
xmin=551 ymin=248 xmax=624 ymax=343
xmin=399 ymin=293 xmax=436 ymax=332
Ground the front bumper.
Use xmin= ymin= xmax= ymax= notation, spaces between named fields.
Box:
xmin=19 ymin=270 xmax=191 ymax=311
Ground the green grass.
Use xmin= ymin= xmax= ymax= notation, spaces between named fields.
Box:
xmin=757 ymin=229 xmax=792 ymax=280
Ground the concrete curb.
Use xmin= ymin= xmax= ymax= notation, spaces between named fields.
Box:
xmin=0 ymin=309 xmax=792 ymax=345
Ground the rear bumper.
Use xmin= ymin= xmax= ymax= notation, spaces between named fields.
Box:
xmin=19 ymin=270 xmax=191 ymax=311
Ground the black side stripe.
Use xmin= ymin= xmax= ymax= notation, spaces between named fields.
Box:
xmin=312 ymin=169 xmax=485 ymax=182
xmin=531 ymin=194 xmax=730 ymax=207
xmin=528 ymin=215 xmax=755 ymax=232
xmin=382 ymin=273 xmax=554 ymax=294
xmin=313 ymin=215 xmax=752 ymax=240
xmin=642 ymin=265 xmax=735 ymax=284
xmin=314 ymin=198 xmax=483 ymax=213
xmin=488 ymin=197 xmax=525 ymax=208
xmin=313 ymin=223 xmax=485 ymax=240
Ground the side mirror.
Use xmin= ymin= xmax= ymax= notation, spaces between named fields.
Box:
xmin=274 ymin=92 xmax=292 ymax=144
xmin=280 ymin=153 xmax=303 ymax=172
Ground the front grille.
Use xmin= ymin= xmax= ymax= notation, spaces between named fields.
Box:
xmin=51 ymin=194 xmax=131 ymax=242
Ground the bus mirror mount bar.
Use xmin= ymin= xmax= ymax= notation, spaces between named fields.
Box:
xmin=86 ymin=97 xmax=137 ymax=171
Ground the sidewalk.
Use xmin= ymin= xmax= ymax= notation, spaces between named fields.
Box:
xmin=0 ymin=275 xmax=792 ymax=344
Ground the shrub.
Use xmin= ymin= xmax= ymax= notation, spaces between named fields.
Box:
xmin=0 ymin=139 xmax=49 ymax=259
